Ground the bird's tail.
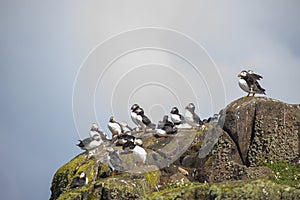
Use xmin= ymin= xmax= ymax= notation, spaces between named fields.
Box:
xmin=77 ymin=140 xmax=84 ymax=148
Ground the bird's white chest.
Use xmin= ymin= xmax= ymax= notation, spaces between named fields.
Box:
xmin=238 ymin=79 xmax=250 ymax=92
xmin=108 ymin=123 xmax=122 ymax=134
xmin=87 ymin=139 xmax=102 ymax=149
xmin=131 ymin=112 xmax=138 ymax=123
xmin=171 ymin=114 xmax=181 ymax=123
xmin=185 ymin=110 xmax=193 ymax=121
xmin=89 ymin=130 xmax=100 ymax=138
xmin=136 ymin=115 xmax=146 ymax=128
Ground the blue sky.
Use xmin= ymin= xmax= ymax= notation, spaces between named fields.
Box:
xmin=0 ymin=1 xmax=299 ymax=199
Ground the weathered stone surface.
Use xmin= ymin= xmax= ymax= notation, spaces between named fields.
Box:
xmin=148 ymin=179 xmax=300 ymax=200
xmin=220 ymin=97 xmax=300 ymax=166
xmin=50 ymin=97 xmax=300 ymax=199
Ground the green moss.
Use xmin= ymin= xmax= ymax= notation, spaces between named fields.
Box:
xmin=204 ymin=157 xmax=211 ymax=166
xmin=265 ymin=161 xmax=300 ymax=188
xmin=55 ymin=153 xmax=86 ymax=180
xmin=50 ymin=154 xmax=87 ymax=200
xmin=76 ymin=157 xmax=97 ymax=182
xmin=57 ymin=184 xmax=94 ymax=200
xmin=145 ymin=170 xmax=159 ymax=190
xmin=148 ymin=182 xmax=208 ymax=200
xmin=97 ymin=163 xmax=110 ymax=179
xmin=148 ymin=180 xmax=300 ymax=200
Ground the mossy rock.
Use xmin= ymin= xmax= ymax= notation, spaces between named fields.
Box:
xmin=148 ymin=179 xmax=300 ymax=200
xmin=50 ymin=153 xmax=87 ymax=200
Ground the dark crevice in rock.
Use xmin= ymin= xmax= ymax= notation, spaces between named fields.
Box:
xmin=223 ymin=124 xmax=246 ymax=165
xmin=100 ymin=186 xmax=106 ymax=200
xmin=245 ymin=104 xmax=257 ymax=167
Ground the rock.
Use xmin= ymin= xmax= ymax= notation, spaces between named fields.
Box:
xmin=148 ymin=179 xmax=300 ymax=200
xmin=220 ymin=97 xmax=300 ymax=166
xmin=50 ymin=97 xmax=300 ymax=199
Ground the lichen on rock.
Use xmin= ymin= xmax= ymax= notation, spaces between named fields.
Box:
xmin=50 ymin=97 xmax=300 ymax=199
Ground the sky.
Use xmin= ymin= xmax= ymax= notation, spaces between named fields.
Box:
xmin=0 ymin=1 xmax=299 ymax=199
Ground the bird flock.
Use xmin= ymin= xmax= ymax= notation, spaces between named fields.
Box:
xmin=71 ymin=69 xmax=266 ymax=188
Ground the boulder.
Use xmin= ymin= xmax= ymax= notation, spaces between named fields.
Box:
xmin=50 ymin=97 xmax=300 ymax=199
xmin=220 ymin=97 xmax=300 ymax=166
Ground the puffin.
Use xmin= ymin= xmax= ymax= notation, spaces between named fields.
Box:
xmin=130 ymin=104 xmax=140 ymax=129
xmin=119 ymin=121 xmax=133 ymax=135
xmin=155 ymin=115 xmax=177 ymax=137
xmin=107 ymin=116 xmax=123 ymax=138
xmin=247 ymin=70 xmax=263 ymax=80
xmin=70 ymin=171 xmax=88 ymax=189
xmin=237 ymin=70 xmax=266 ymax=96
xmin=107 ymin=147 xmax=124 ymax=175
xmin=89 ymin=123 xmax=107 ymax=140
xmin=184 ymin=103 xmax=203 ymax=127
xmin=115 ymin=133 xmax=143 ymax=146
xmin=206 ymin=114 xmax=220 ymax=123
xmin=116 ymin=134 xmax=136 ymax=145
xmin=170 ymin=107 xmax=185 ymax=125
xmin=122 ymin=141 xmax=147 ymax=166
xmin=134 ymin=107 xmax=156 ymax=131
xmin=76 ymin=134 xmax=102 ymax=151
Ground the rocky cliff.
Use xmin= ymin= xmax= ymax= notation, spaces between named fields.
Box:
xmin=50 ymin=97 xmax=300 ymax=199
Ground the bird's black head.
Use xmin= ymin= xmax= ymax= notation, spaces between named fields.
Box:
xmin=237 ymin=70 xmax=248 ymax=78
xmin=131 ymin=104 xmax=139 ymax=111
xmin=163 ymin=115 xmax=169 ymax=122
xmin=90 ymin=123 xmax=99 ymax=131
xmin=109 ymin=116 xmax=115 ymax=123
xmin=247 ymin=69 xmax=254 ymax=74
xmin=134 ymin=107 xmax=144 ymax=115
xmin=78 ymin=171 xmax=86 ymax=178
xmin=171 ymin=107 xmax=179 ymax=114
xmin=185 ymin=103 xmax=195 ymax=112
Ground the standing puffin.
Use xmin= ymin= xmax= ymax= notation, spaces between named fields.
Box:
xmin=122 ymin=140 xmax=147 ymax=166
xmin=70 ymin=171 xmax=88 ymax=189
xmin=237 ymin=70 xmax=266 ymax=96
xmin=130 ymin=104 xmax=140 ymax=129
xmin=89 ymin=123 xmax=107 ymax=140
xmin=184 ymin=103 xmax=203 ymax=127
xmin=119 ymin=121 xmax=133 ymax=135
xmin=134 ymin=107 xmax=156 ymax=131
xmin=108 ymin=116 xmax=123 ymax=138
xmin=170 ymin=107 xmax=185 ymax=125
xmin=107 ymin=147 xmax=124 ymax=176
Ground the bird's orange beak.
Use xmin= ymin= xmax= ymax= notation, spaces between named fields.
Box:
xmin=237 ymin=73 xmax=241 ymax=77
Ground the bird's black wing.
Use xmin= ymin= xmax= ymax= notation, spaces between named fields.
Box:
xmin=193 ymin=113 xmax=203 ymax=125
xmin=244 ymin=75 xmax=256 ymax=88
xmin=77 ymin=137 xmax=94 ymax=148
xmin=142 ymin=115 xmax=152 ymax=126
xmin=116 ymin=122 xmax=124 ymax=133
xmin=118 ymin=134 xmax=135 ymax=141
xmin=70 ymin=177 xmax=81 ymax=188
xmin=164 ymin=120 xmax=174 ymax=128
xmin=255 ymin=81 xmax=266 ymax=94
xmin=179 ymin=114 xmax=185 ymax=121
xmin=122 ymin=141 xmax=135 ymax=150
xmin=249 ymin=73 xmax=263 ymax=80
